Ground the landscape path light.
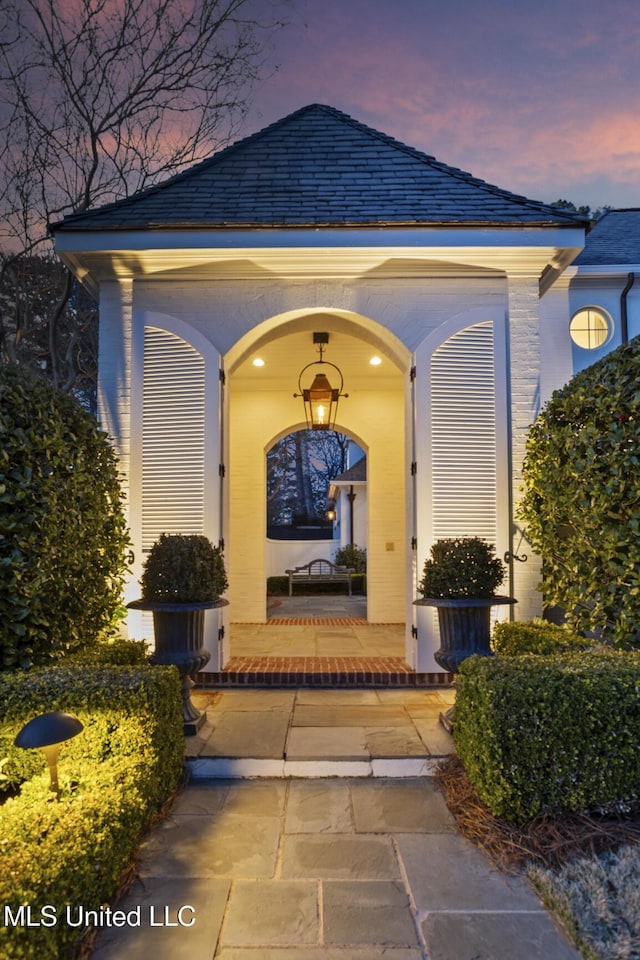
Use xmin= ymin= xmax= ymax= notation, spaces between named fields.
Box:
xmin=14 ymin=711 xmax=83 ymax=801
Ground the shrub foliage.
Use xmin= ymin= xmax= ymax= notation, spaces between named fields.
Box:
xmin=418 ymin=537 xmax=505 ymax=599
xmin=0 ymin=663 xmax=183 ymax=959
xmin=455 ymin=651 xmax=640 ymax=821
xmin=333 ymin=544 xmax=367 ymax=572
xmin=140 ymin=533 xmax=227 ymax=602
xmin=492 ymin=619 xmax=592 ymax=656
xmin=519 ymin=337 xmax=640 ymax=646
xmin=0 ymin=364 xmax=129 ymax=669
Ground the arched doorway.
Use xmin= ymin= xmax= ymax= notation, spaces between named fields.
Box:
xmin=225 ymin=310 xmax=410 ymax=665
xmin=264 ymin=427 xmax=366 ymax=623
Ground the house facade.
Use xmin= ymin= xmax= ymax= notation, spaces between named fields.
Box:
xmin=51 ymin=104 xmax=636 ymax=675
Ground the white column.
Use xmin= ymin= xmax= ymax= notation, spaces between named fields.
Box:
xmin=97 ymin=278 xmax=140 ymax=628
xmin=507 ymin=273 xmax=543 ymax=620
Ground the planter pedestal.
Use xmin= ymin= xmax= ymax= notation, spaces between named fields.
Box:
xmin=414 ymin=596 xmax=516 ymax=731
xmin=128 ymin=599 xmax=228 ymax=735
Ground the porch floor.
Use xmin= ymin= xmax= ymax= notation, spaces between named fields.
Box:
xmin=199 ymin=596 xmax=449 ymax=687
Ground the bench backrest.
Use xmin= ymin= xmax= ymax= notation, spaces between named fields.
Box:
xmin=286 ymin=559 xmax=353 ymax=575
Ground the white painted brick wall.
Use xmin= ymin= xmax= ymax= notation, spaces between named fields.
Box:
xmin=98 ymin=279 xmax=133 ymax=519
xmin=508 ymin=275 xmax=543 ymax=619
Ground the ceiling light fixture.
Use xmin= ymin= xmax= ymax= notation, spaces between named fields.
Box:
xmin=293 ymin=332 xmax=348 ymax=430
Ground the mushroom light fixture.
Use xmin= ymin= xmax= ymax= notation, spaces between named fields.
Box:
xmin=294 ymin=333 xmax=348 ymax=430
xmin=14 ymin=711 xmax=83 ymax=801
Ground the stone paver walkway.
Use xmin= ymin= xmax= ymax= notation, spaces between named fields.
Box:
xmin=91 ymin=777 xmax=581 ymax=960
xmin=186 ymin=688 xmax=456 ymax=778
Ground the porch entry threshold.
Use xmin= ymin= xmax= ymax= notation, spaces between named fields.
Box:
xmin=198 ymin=656 xmax=452 ymax=688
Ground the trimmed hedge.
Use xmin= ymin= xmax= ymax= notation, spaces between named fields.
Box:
xmin=454 ymin=652 xmax=640 ymax=822
xmin=519 ymin=335 xmax=640 ymax=647
xmin=492 ymin=619 xmax=592 ymax=656
xmin=0 ymin=363 xmax=130 ymax=670
xmin=267 ymin=574 xmax=367 ymax=596
xmin=0 ymin=663 xmax=183 ymax=959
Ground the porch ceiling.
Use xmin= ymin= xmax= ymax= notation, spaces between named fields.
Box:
xmin=230 ymin=328 xmax=403 ymax=393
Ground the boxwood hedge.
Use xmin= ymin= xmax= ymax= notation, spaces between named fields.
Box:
xmin=492 ymin=619 xmax=592 ymax=656
xmin=519 ymin=335 xmax=640 ymax=647
xmin=0 ymin=663 xmax=183 ymax=959
xmin=454 ymin=651 xmax=640 ymax=822
xmin=0 ymin=363 xmax=130 ymax=670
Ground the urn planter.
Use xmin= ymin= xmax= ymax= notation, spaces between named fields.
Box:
xmin=128 ymin=598 xmax=229 ymax=734
xmin=414 ymin=595 xmax=516 ymax=731
xmin=415 ymin=596 xmax=517 ymax=674
xmin=130 ymin=532 xmax=229 ymax=736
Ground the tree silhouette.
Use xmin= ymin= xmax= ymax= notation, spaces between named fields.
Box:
xmin=0 ymin=0 xmax=287 ymax=396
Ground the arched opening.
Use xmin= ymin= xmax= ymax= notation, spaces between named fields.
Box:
xmin=226 ymin=309 xmax=409 ymax=666
xmin=264 ymin=427 xmax=367 ymax=622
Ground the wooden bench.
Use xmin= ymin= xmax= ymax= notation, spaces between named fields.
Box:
xmin=285 ymin=558 xmax=355 ymax=596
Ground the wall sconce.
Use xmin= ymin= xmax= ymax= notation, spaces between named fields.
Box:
xmin=14 ymin=712 xmax=83 ymax=801
xmin=293 ymin=332 xmax=348 ymax=430
xmin=326 ymin=508 xmax=337 ymax=521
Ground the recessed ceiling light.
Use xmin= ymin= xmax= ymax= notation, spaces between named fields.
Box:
xmin=369 ymin=356 xmax=382 ymax=366
xmin=252 ymin=357 xmax=265 ymax=367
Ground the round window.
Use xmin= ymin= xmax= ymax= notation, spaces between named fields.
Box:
xmin=569 ymin=307 xmax=612 ymax=349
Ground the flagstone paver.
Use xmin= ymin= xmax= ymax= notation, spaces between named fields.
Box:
xmin=91 ymin=877 xmax=231 ymax=960
xmin=285 ymin=780 xmax=354 ymax=833
xmin=350 ymin=778 xmax=455 ymax=833
xmin=200 ymin=710 xmax=291 ymax=758
xmin=396 ymin=833 xmax=543 ymax=912
xmin=220 ymin=880 xmax=319 ymax=946
xmin=139 ymin=815 xmax=281 ymax=879
xmin=323 ymin=880 xmax=419 ymax=946
xmin=281 ymin=834 xmax=401 ymax=880
xmin=364 ymin=725 xmax=429 ymax=757
xmin=285 ymin=726 xmax=369 ymax=760
xmin=422 ymin=912 xmax=582 ymax=960
xmin=188 ymin=688 xmax=455 ymax=771
xmin=292 ymin=704 xmax=410 ymax=727
xmin=92 ymin=775 xmax=581 ymax=960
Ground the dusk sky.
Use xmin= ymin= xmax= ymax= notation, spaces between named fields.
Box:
xmin=241 ymin=0 xmax=640 ymax=211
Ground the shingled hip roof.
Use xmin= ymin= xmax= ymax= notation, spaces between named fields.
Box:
xmin=574 ymin=209 xmax=640 ymax=265
xmin=52 ymin=104 xmax=588 ymax=233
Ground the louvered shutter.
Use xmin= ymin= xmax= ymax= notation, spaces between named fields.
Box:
xmin=430 ymin=321 xmax=497 ymax=543
xmin=142 ymin=327 xmax=206 ymax=552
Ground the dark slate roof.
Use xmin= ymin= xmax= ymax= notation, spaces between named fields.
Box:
xmin=332 ymin=458 xmax=367 ymax=484
xmin=574 ymin=209 xmax=640 ymax=265
xmin=52 ymin=104 xmax=588 ymax=232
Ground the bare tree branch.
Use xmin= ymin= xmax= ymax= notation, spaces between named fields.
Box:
xmin=0 ymin=0 xmax=287 ymax=398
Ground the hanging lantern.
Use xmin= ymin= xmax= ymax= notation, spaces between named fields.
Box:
xmin=294 ymin=333 xmax=348 ymax=430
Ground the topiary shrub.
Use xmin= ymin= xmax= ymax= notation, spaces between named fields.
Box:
xmin=492 ymin=619 xmax=592 ymax=656
xmin=140 ymin=533 xmax=228 ymax=602
xmin=519 ymin=336 xmax=640 ymax=646
xmin=0 ymin=364 xmax=130 ymax=670
xmin=418 ymin=537 xmax=505 ymax=599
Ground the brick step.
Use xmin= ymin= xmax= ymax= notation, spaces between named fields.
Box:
xmin=197 ymin=656 xmax=452 ymax=688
